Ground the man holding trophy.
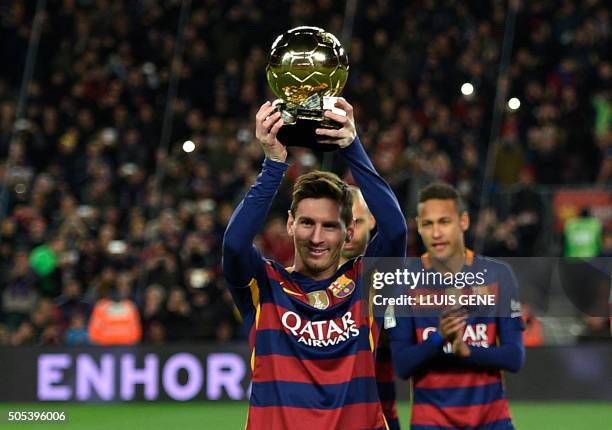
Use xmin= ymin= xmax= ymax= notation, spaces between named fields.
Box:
xmin=222 ymin=27 xmax=407 ymax=430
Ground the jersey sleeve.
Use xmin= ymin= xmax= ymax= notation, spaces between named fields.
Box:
xmin=222 ymin=158 xmax=288 ymax=317
xmin=388 ymin=315 xmax=445 ymax=379
xmin=464 ymin=322 xmax=525 ymax=372
xmin=340 ymin=137 xmax=407 ymax=259
xmin=497 ymin=262 xmax=525 ymax=327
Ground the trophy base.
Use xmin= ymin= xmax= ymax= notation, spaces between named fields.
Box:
xmin=274 ymin=97 xmax=343 ymax=152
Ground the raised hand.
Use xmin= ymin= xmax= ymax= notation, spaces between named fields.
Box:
xmin=255 ymin=101 xmax=287 ymax=163
xmin=315 ymin=97 xmax=356 ymax=148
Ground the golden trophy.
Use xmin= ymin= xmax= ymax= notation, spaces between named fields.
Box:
xmin=266 ymin=26 xmax=349 ymax=151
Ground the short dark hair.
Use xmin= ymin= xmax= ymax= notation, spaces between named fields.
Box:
xmin=290 ymin=171 xmax=353 ymax=227
xmin=418 ymin=182 xmax=467 ymax=214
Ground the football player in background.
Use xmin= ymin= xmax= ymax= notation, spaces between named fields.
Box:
xmin=389 ymin=183 xmax=525 ymax=430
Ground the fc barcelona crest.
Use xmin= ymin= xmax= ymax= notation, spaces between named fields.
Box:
xmin=328 ymin=274 xmax=356 ymax=298
xmin=307 ymin=290 xmax=330 ymax=309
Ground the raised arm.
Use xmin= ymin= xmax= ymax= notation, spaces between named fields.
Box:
xmin=315 ymin=98 xmax=407 ymax=258
xmin=222 ymin=159 xmax=288 ymax=286
xmin=222 ymin=102 xmax=288 ymax=288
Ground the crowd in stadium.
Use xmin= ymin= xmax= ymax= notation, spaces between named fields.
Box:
xmin=0 ymin=0 xmax=610 ymax=346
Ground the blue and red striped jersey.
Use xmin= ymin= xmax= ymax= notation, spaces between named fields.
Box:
xmin=231 ymin=257 xmax=388 ymax=429
xmin=389 ymin=251 xmax=525 ymax=430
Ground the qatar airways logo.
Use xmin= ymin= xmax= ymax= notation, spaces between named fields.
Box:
xmin=423 ymin=323 xmax=491 ymax=349
xmin=281 ymin=311 xmax=360 ymax=347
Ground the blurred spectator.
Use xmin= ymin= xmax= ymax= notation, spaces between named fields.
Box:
xmin=473 ymin=207 xmax=519 ymax=256
xmin=163 ymin=287 xmax=192 ymax=342
xmin=115 ymin=271 xmax=136 ymax=302
xmin=10 ymin=320 xmax=35 ymax=346
xmin=142 ymin=241 xmax=181 ymax=290
xmin=509 ymin=166 xmax=543 ymax=256
xmin=55 ymin=278 xmax=92 ymax=331
xmin=1 ymin=250 xmax=39 ymax=330
xmin=141 ymin=284 xmax=166 ymax=343
xmin=147 ymin=320 xmax=167 ymax=345
xmin=88 ymin=285 xmax=142 ymax=346
xmin=521 ymin=304 xmax=544 ymax=347
xmin=36 ymin=298 xmax=63 ymax=345
xmin=597 ymin=141 xmax=612 ymax=185
xmin=29 ymin=237 xmax=65 ymax=297
xmin=216 ymin=320 xmax=235 ymax=343
xmin=65 ymin=313 xmax=89 ymax=346
xmin=189 ymin=290 xmax=218 ymax=341
xmin=492 ymin=139 xmax=524 ymax=188
xmin=564 ymin=209 xmax=603 ymax=257
xmin=600 ymin=230 xmax=612 ymax=257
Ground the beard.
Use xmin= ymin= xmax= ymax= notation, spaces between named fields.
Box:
xmin=296 ymin=243 xmax=341 ymax=277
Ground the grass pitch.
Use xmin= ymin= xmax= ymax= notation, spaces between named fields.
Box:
xmin=2 ymin=401 xmax=610 ymax=429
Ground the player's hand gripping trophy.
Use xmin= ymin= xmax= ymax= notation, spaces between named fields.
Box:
xmin=266 ymin=26 xmax=349 ymax=151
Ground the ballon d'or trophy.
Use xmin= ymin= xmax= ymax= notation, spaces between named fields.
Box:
xmin=266 ymin=26 xmax=349 ymax=151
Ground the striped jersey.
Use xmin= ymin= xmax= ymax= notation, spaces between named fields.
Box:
xmin=390 ymin=251 xmax=524 ymax=430
xmin=230 ymin=257 xmax=388 ymax=430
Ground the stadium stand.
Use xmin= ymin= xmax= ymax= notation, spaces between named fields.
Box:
xmin=0 ymin=0 xmax=610 ymax=346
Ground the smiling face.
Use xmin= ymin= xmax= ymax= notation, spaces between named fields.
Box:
xmin=287 ymin=197 xmax=353 ymax=280
xmin=417 ymin=198 xmax=469 ymax=265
